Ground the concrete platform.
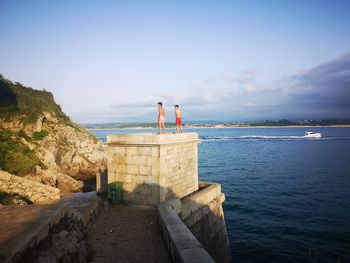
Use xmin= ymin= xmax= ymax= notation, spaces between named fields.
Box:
xmin=86 ymin=204 xmax=171 ymax=262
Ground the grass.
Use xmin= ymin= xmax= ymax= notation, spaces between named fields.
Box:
xmin=0 ymin=128 xmax=42 ymax=175
xmin=33 ymin=130 xmax=49 ymax=140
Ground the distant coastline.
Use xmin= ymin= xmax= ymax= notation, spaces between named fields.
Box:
xmin=86 ymin=125 xmax=350 ymax=131
xmin=82 ymin=119 xmax=350 ymax=130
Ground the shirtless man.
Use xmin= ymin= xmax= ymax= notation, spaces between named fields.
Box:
xmin=174 ymin=105 xmax=183 ymax=133
xmin=157 ymin=102 xmax=165 ymax=134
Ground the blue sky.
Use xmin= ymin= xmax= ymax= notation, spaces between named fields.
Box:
xmin=1 ymin=0 xmax=350 ymax=123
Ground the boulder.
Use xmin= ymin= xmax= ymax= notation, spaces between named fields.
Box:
xmin=56 ymin=173 xmax=84 ymax=194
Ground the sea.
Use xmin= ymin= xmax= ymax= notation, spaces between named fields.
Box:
xmin=91 ymin=127 xmax=350 ymax=263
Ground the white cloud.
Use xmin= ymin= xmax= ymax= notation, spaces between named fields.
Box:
xmin=73 ymin=53 xmax=350 ymax=123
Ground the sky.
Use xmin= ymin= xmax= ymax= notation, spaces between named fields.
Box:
xmin=1 ymin=0 xmax=350 ymax=123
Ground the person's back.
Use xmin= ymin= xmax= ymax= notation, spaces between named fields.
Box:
xmin=159 ymin=106 xmax=165 ymax=118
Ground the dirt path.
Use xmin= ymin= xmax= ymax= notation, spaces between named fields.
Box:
xmin=86 ymin=204 xmax=171 ymax=263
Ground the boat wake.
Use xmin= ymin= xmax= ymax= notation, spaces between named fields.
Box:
xmin=200 ymin=135 xmax=350 ymax=142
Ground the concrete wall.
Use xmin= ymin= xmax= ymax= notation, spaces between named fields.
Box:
xmin=181 ymin=182 xmax=232 ymax=263
xmin=157 ymin=182 xmax=231 ymax=263
xmin=0 ymin=171 xmax=60 ymax=203
xmin=158 ymin=199 xmax=215 ymax=263
xmin=106 ymin=133 xmax=200 ymax=206
xmin=159 ymin=141 xmax=198 ymax=201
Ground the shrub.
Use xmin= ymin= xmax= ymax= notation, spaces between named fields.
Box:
xmin=33 ymin=130 xmax=49 ymax=140
xmin=0 ymin=128 xmax=41 ymax=175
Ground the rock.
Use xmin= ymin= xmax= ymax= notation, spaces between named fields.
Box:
xmin=37 ymin=148 xmax=61 ymax=172
xmin=36 ymin=256 xmax=58 ymax=263
xmin=37 ymin=229 xmax=87 ymax=263
xmin=35 ymin=115 xmax=45 ymax=132
xmin=58 ymin=230 xmax=69 ymax=238
xmin=24 ymin=168 xmax=57 ymax=187
xmin=0 ymin=82 xmax=107 ymax=190
xmin=56 ymin=173 xmax=84 ymax=194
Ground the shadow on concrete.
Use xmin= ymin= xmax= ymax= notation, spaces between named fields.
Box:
xmin=100 ymin=182 xmax=233 ymax=263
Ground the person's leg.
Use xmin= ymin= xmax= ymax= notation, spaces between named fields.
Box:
xmin=158 ymin=121 xmax=161 ymax=134
xmin=176 ymin=125 xmax=179 ymax=133
xmin=161 ymin=121 xmax=165 ymax=133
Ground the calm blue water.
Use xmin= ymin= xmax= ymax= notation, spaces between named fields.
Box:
xmin=91 ymin=127 xmax=350 ymax=262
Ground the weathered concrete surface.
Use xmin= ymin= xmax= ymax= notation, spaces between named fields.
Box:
xmin=106 ymin=133 xmax=200 ymax=206
xmin=61 ymin=192 xmax=103 ymax=228
xmin=86 ymin=204 xmax=171 ymax=262
xmin=0 ymin=192 xmax=101 ymax=263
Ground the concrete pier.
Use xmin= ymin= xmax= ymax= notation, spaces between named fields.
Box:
xmin=106 ymin=133 xmax=200 ymax=206
xmin=106 ymin=133 xmax=232 ymax=262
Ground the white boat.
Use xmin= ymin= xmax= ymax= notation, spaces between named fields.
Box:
xmin=304 ymin=131 xmax=322 ymax=138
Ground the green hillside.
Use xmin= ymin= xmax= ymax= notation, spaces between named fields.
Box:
xmin=0 ymin=74 xmax=70 ymax=124
xmin=0 ymin=74 xmax=98 ymax=175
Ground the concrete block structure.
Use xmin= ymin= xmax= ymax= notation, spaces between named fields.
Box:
xmin=106 ymin=133 xmax=200 ymax=206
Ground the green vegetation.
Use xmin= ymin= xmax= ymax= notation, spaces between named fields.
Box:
xmin=0 ymin=74 xmax=98 ymax=143
xmin=33 ymin=130 xmax=49 ymax=140
xmin=0 ymin=192 xmax=33 ymax=205
xmin=0 ymin=75 xmax=70 ymax=124
xmin=18 ymin=129 xmax=32 ymax=141
xmin=0 ymin=128 xmax=41 ymax=175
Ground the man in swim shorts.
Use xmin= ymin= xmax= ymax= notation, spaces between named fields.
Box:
xmin=174 ymin=104 xmax=183 ymax=133
xmin=158 ymin=102 xmax=165 ymax=134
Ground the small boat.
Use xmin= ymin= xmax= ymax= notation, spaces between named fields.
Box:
xmin=304 ymin=131 xmax=322 ymax=138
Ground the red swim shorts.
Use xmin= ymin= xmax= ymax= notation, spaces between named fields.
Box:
xmin=175 ymin=118 xmax=182 ymax=125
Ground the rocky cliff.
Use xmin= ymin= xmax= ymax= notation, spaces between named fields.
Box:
xmin=0 ymin=74 xmax=106 ymax=194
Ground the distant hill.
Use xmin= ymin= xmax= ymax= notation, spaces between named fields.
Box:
xmin=82 ymin=118 xmax=350 ymax=129
xmin=249 ymin=119 xmax=350 ymax=126
xmin=82 ymin=122 xmax=177 ymax=129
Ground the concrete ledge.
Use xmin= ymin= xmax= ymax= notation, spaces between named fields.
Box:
xmin=158 ymin=200 xmax=215 ymax=263
xmin=0 ymin=192 xmax=102 ymax=263
xmin=106 ymin=140 xmax=201 ymax=146
xmin=183 ymin=193 xmax=225 ymax=229
xmin=107 ymin=133 xmax=199 ymax=145
xmin=181 ymin=182 xmax=222 ymax=220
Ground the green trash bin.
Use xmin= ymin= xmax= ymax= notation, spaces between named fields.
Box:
xmin=109 ymin=182 xmax=124 ymax=205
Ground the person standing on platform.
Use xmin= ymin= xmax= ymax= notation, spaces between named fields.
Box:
xmin=174 ymin=104 xmax=183 ymax=133
xmin=157 ymin=102 xmax=165 ymax=134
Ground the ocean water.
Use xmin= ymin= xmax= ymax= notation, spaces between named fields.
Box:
xmin=91 ymin=127 xmax=350 ymax=262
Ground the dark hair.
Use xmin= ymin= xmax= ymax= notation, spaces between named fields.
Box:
xmin=174 ymin=104 xmax=179 ymax=108
xmin=158 ymin=102 xmax=162 ymax=106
